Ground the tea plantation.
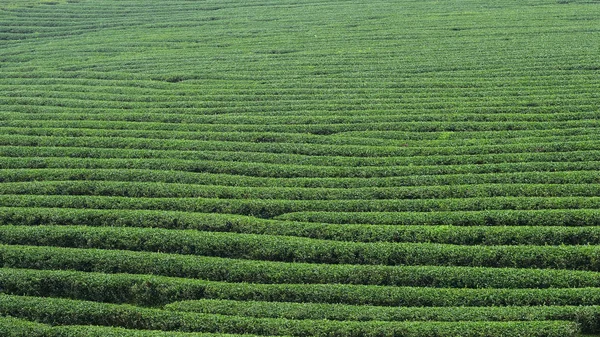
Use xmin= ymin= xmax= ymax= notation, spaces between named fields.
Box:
xmin=1 ymin=0 xmax=600 ymax=336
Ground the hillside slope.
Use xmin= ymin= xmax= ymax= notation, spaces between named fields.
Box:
xmin=1 ymin=0 xmax=600 ymax=336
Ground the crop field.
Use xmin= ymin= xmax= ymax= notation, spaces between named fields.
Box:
xmin=1 ymin=0 xmax=600 ymax=336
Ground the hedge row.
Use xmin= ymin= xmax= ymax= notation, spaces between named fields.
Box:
xmin=50 ymin=326 xmax=270 ymax=337
xmin=4 ymin=113 xmax=600 ymax=132
xmin=4 ymin=124 xmax=600 ymax=148
xmin=0 ymin=313 xmax=272 ymax=337
xmin=7 ymin=94 xmax=597 ymax=113
xmin=3 ymin=207 xmax=600 ymax=245
xmin=5 ymin=244 xmax=600 ymax=288
xmin=2 ymin=225 xmax=600 ymax=270
xmin=3 ymin=134 xmax=600 ymax=166
xmin=3 ymin=156 xmax=600 ymax=179
xmin=344 ymin=128 xmax=600 ymax=141
xmin=1 ymin=168 xmax=600 ymax=188
xmin=0 ymin=315 xmax=50 ymax=337
xmin=4 ymin=117 xmax=598 ymax=140
xmin=3 ymin=131 xmax=600 ymax=158
xmin=4 ymin=134 xmax=600 ymax=167
xmin=2 ymin=97 xmax=597 ymax=121
xmin=0 ymin=294 xmax=581 ymax=337
xmin=166 ymin=299 xmax=600 ymax=332
xmin=5 ymin=90 xmax=592 ymax=115
xmin=3 ymin=70 xmax=590 ymax=88
xmin=1 ymin=78 xmax=592 ymax=101
xmin=15 ymin=126 xmax=598 ymax=149
xmin=14 ymin=87 xmax=592 ymax=110
xmin=4 ymin=268 xmax=600 ymax=307
xmin=275 ymin=209 xmax=600 ymax=227
xmin=15 ymin=93 xmax=529 ymax=111
xmin=2 ymin=180 xmax=599 ymax=200
xmin=1 ymin=195 xmax=599 ymax=218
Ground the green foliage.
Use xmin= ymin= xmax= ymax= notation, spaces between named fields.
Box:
xmin=276 ymin=209 xmax=600 ymax=227
xmin=1 ymin=0 xmax=600 ymax=334
xmin=1 ymin=194 xmax=600 ymax=218
xmin=5 ymin=244 xmax=600 ymax=288
xmin=0 ymin=315 xmax=50 ymax=337
xmin=167 ymin=299 xmax=600 ymax=332
xmin=0 ymin=294 xmax=581 ymax=337
xmin=1 ymin=167 xmax=600 ymax=188
xmin=0 ymin=313 xmax=268 ymax=337
xmin=50 ymin=326 xmax=265 ymax=337
xmin=5 ymin=207 xmax=600 ymax=246
xmin=3 ymin=133 xmax=600 ymax=158
xmin=3 ymin=268 xmax=600 ymax=308
xmin=3 ymin=225 xmax=600 ymax=270
xmin=3 ymin=180 xmax=600 ymax=200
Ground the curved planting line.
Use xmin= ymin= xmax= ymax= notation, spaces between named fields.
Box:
xmin=3 ymin=225 xmax=600 ymax=270
xmin=0 ymin=295 xmax=579 ymax=337
xmin=3 ymin=244 xmax=600 ymax=288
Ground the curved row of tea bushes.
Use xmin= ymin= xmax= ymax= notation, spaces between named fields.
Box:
xmin=4 ymin=134 xmax=600 ymax=160
xmin=5 ymin=244 xmax=600 ymax=288
xmin=4 ymin=118 xmax=600 ymax=141
xmin=4 ymin=125 xmax=600 ymax=148
xmin=6 ymin=126 xmax=600 ymax=153
xmin=0 ymin=314 xmax=271 ymax=337
xmin=5 ymin=207 xmax=600 ymax=245
xmin=1 ymin=168 xmax=600 ymax=188
xmin=4 ymin=225 xmax=600 ymax=270
xmin=3 ymin=93 xmax=598 ymax=120
xmin=3 ymin=113 xmax=599 ymax=132
xmin=2 ymin=180 xmax=600 ymax=200
xmin=2 ymin=195 xmax=600 ymax=218
xmin=275 ymin=209 xmax=600 ymax=227
xmin=0 ymin=315 xmax=49 ymax=337
xmin=0 ymin=295 xmax=578 ymax=337
xmin=5 ymin=268 xmax=600 ymax=308
xmin=4 ymin=156 xmax=600 ymax=179
xmin=167 ymin=299 xmax=600 ymax=332
xmin=2 ymin=0 xmax=600 ymax=334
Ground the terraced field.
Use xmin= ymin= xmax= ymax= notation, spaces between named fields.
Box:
xmin=1 ymin=0 xmax=600 ymax=336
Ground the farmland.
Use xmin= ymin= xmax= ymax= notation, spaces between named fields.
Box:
xmin=1 ymin=0 xmax=600 ymax=335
